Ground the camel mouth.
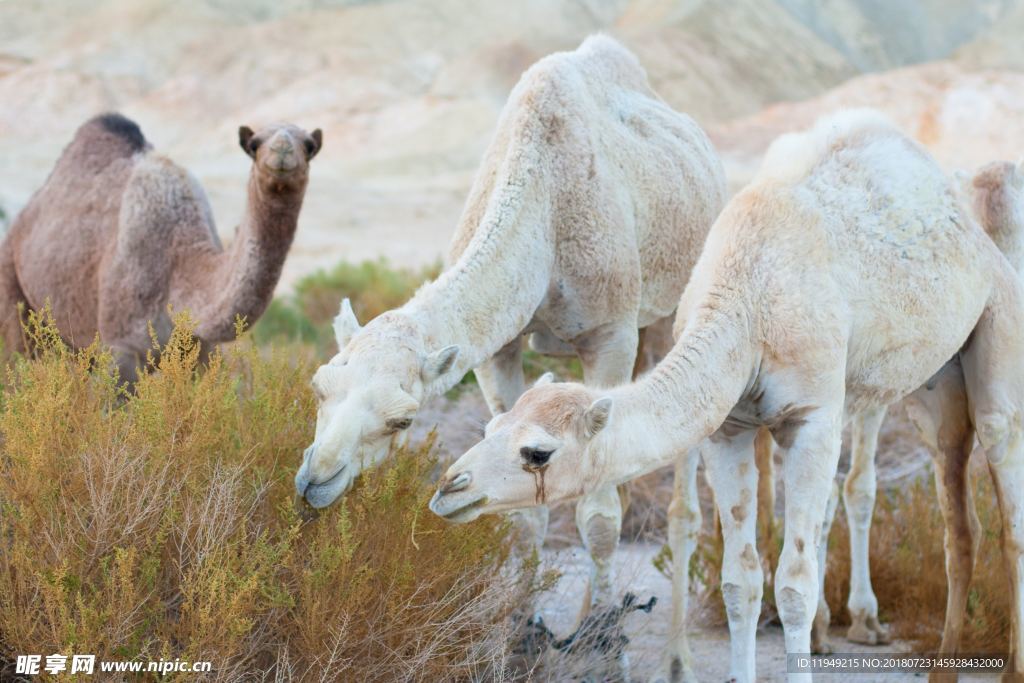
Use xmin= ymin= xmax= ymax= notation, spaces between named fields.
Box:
xmin=302 ymin=465 xmax=350 ymax=508
xmin=430 ymin=491 xmax=488 ymax=523
xmin=266 ymin=164 xmax=300 ymax=177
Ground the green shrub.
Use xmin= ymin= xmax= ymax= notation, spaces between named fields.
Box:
xmin=0 ymin=311 xmax=536 ymax=681
xmin=252 ymin=258 xmax=441 ymax=353
xmin=253 ymin=257 xmax=583 ymax=388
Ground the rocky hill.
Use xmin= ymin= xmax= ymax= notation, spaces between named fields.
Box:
xmin=0 ymin=0 xmax=1021 ymax=286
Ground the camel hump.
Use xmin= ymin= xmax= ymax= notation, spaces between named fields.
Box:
xmin=511 ymin=34 xmax=650 ymax=114
xmin=90 ymin=113 xmax=147 ymax=151
xmin=757 ymin=108 xmax=901 ymax=186
xmin=62 ymin=112 xmax=150 ymax=170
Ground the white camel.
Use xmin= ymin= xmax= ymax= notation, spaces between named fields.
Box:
xmin=430 ymin=110 xmax=1024 ymax=683
xmin=293 ymin=33 xmax=726 ymax=646
xmin=814 ymin=159 xmax=1024 ymax=662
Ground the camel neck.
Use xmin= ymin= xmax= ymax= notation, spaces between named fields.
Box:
xmin=589 ymin=294 xmax=754 ymax=486
xmin=198 ymin=173 xmax=305 ymax=342
xmin=401 ymin=150 xmax=553 ymax=393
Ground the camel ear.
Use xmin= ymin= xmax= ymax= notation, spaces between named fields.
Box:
xmin=422 ymin=345 xmax=459 ymax=383
xmin=306 ymin=129 xmax=323 ymax=160
xmin=239 ymin=126 xmax=258 ymax=159
xmin=583 ymin=397 xmax=612 ymax=438
xmin=333 ymin=298 xmax=361 ymax=349
xmin=533 ymin=372 xmax=556 ymax=388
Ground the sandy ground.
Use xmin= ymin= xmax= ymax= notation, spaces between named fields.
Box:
xmin=537 ymin=543 xmax=998 ymax=682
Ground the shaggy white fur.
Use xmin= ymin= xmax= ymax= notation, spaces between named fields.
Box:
xmin=819 ymin=158 xmax=1024 ymax=656
xmin=433 ymin=110 xmax=1024 ymax=682
xmin=296 ymin=36 xmax=725 ymax=678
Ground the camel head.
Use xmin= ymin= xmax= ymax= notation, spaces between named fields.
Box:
xmin=295 ymin=299 xmax=460 ymax=508
xmin=967 ymin=159 xmax=1024 ymax=271
xmin=429 ymin=374 xmax=611 ymax=523
xmin=239 ymin=123 xmax=322 ymax=192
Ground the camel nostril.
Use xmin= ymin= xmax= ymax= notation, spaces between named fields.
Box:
xmin=441 ymin=472 xmax=471 ymax=495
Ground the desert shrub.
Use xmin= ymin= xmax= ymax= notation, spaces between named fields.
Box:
xmin=0 ymin=311 xmax=536 ymax=682
xmin=824 ymin=470 xmax=1008 ymax=652
xmin=252 ymin=258 xmax=441 ymax=353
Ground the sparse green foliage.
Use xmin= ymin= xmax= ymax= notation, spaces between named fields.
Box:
xmin=252 ymin=258 xmax=442 ymax=353
xmin=251 ymin=257 xmax=583 ymax=384
xmin=0 ymin=311 xmax=534 ymax=681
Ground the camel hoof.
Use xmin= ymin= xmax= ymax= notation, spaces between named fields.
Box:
xmin=846 ymin=616 xmax=891 ymax=645
xmin=812 ymin=638 xmax=834 ymax=655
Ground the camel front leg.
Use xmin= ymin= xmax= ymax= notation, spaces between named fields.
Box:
xmin=843 ymin=406 xmax=891 ymax=645
xmin=906 ymin=361 xmax=979 ymax=683
xmin=703 ymin=428 xmax=762 ymax=683
xmin=574 ymin=322 xmax=640 ymax=607
xmin=775 ymin=405 xmax=844 ymax=683
xmin=475 ymin=336 xmax=550 ymax=565
xmin=651 ymin=447 xmax=702 ymax=683
xmin=475 ymin=335 xmax=526 ymax=414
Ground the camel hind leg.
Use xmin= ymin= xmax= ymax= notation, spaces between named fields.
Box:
xmin=959 ymin=270 xmax=1024 ymax=680
xmin=574 ymin=322 xmax=640 ymax=604
xmin=905 ymin=359 xmax=979 ymax=683
xmin=843 ymin=405 xmax=892 ymax=645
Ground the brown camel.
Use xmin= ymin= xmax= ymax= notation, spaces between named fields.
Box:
xmin=0 ymin=113 xmax=321 ymax=381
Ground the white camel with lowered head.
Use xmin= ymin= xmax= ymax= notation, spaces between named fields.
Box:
xmin=294 ymin=34 xmax=725 ymax=623
xmin=430 ymin=110 xmax=1024 ymax=683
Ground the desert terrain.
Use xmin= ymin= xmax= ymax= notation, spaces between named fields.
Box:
xmin=2 ymin=1 xmax=1022 ymax=679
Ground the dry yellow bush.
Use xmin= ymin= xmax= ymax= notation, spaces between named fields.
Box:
xmin=824 ymin=472 xmax=1008 ymax=653
xmin=0 ymin=310 xmax=534 ymax=682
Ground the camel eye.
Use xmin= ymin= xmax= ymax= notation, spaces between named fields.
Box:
xmin=387 ymin=417 xmax=413 ymax=432
xmin=520 ymin=447 xmax=553 ymax=467
xmin=303 ymin=139 xmax=316 ymax=155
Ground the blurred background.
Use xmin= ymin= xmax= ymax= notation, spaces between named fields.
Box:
xmin=1 ymin=0 xmax=1022 ymax=290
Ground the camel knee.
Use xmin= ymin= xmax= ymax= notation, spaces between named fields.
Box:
xmin=577 ymin=485 xmax=623 ymax=551
xmin=843 ymin=474 xmax=876 ymax=528
xmin=581 ymin=512 xmax=620 ymax=562
xmin=776 ymin=544 xmax=818 ymax=624
xmin=975 ymin=411 xmax=1013 ymax=458
xmin=667 ymin=494 xmax=701 ymax=547
xmin=722 ymin=578 xmax=762 ymax=626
